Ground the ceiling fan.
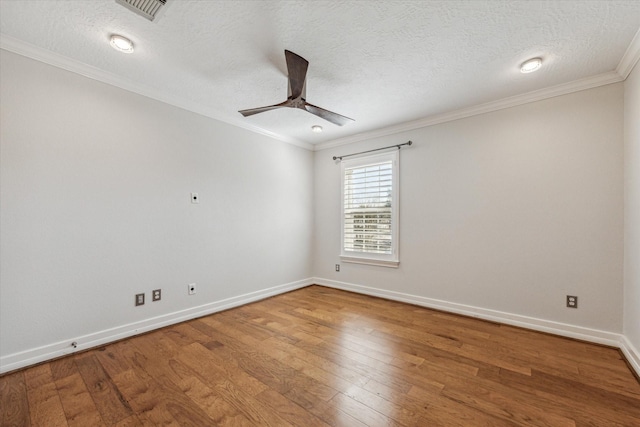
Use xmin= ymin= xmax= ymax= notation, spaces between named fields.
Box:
xmin=239 ymin=50 xmax=354 ymax=126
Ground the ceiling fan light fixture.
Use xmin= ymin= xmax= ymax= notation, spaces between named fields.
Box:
xmin=520 ymin=57 xmax=542 ymax=73
xmin=110 ymin=35 xmax=134 ymax=53
xmin=311 ymin=125 xmax=323 ymax=133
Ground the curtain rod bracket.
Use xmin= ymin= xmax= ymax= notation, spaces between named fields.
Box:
xmin=333 ymin=140 xmax=412 ymax=161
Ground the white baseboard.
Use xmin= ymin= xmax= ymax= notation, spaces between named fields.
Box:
xmin=315 ymin=277 xmax=640 ymax=378
xmin=0 ymin=278 xmax=313 ymax=374
xmin=4 ymin=277 xmax=639 ymax=380
xmin=313 ymin=277 xmax=629 ymax=349
xmin=620 ymin=335 xmax=640 ymax=379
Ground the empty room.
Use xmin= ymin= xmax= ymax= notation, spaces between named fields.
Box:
xmin=1 ymin=0 xmax=639 ymax=425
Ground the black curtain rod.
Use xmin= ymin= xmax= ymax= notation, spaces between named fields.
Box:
xmin=333 ymin=141 xmax=413 ymax=161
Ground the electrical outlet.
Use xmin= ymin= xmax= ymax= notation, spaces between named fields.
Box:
xmin=566 ymin=295 xmax=578 ymax=308
xmin=152 ymin=289 xmax=161 ymax=301
xmin=191 ymin=192 xmax=199 ymax=204
xmin=135 ymin=293 xmax=145 ymax=306
xmin=335 ymin=264 xmax=340 ymax=272
xmin=188 ymin=283 xmax=196 ymax=295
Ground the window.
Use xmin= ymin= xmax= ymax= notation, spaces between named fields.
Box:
xmin=341 ymin=151 xmax=399 ymax=267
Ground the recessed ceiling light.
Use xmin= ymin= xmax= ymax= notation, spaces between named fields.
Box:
xmin=311 ymin=125 xmax=323 ymax=133
xmin=110 ymin=35 xmax=134 ymax=53
xmin=520 ymin=57 xmax=542 ymax=73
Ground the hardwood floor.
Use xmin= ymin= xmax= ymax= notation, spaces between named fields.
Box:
xmin=2 ymin=285 xmax=639 ymax=426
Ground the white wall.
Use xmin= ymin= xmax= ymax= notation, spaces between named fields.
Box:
xmin=0 ymin=50 xmax=314 ymax=371
xmin=624 ymin=61 xmax=640 ymax=364
xmin=0 ymin=46 xmax=632 ymax=374
xmin=315 ymin=83 xmax=625 ymax=336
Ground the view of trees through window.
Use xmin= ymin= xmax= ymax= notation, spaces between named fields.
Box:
xmin=343 ymin=161 xmax=393 ymax=254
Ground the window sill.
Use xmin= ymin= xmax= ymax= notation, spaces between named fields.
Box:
xmin=340 ymin=256 xmax=399 ymax=268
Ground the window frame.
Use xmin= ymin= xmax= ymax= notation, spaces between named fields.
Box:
xmin=340 ymin=150 xmax=399 ymax=268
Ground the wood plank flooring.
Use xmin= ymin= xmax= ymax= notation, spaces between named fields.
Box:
xmin=2 ymin=285 xmax=639 ymax=426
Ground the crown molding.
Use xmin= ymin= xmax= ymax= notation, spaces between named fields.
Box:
xmin=0 ymin=35 xmax=313 ymax=151
xmin=2 ymin=32 xmax=633 ymax=155
xmin=314 ymin=70 xmax=623 ymax=151
xmin=617 ymin=28 xmax=640 ymax=79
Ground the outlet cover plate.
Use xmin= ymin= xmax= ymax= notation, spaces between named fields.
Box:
xmin=566 ymin=295 xmax=578 ymax=308
xmin=152 ymin=289 xmax=161 ymax=301
xmin=135 ymin=293 xmax=145 ymax=306
xmin=188 ymin=283 xmax=196 ymax=295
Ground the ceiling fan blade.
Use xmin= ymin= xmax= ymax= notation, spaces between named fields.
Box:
xmin=285 ymin=50 xmax=308 ymax=99
xmin=238 ymin=100 xmax=289 ymax=117
xmin=240 ymin=51 xmax=353 ymax=126
xmin=303 ymin=102 xmax=354 ymax=126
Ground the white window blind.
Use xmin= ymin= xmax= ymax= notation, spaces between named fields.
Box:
xmin=341 ymin=151 xmax=399 ymax=267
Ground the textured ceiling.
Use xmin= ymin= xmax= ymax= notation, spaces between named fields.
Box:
xmin=1 ymin=1 xmax=639 ymax=147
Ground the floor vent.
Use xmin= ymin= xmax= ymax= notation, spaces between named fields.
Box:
xmin=115 ymin=0 xmax=167 ymax=22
